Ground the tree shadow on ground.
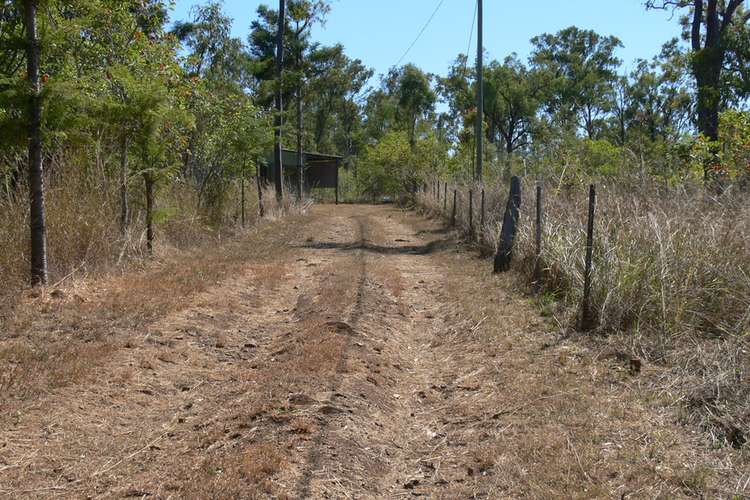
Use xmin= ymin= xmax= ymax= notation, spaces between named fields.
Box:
xmin=296 ymin=238 xmax=453 ymax=255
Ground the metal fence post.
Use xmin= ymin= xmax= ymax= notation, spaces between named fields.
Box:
xmin=581 ymin=184 xmax=596 ymax=331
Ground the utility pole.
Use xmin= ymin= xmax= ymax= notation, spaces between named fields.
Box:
xmin=273 ymin=0 xmax=285 ymax=201
xmin=475 ymin=0 xmax=483 ymax=182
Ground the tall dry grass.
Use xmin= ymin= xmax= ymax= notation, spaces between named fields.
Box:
xmin=418 ymin=178 xmax=750 ymax=446
xmin=0 ymin=164 xmax=302 ymax=304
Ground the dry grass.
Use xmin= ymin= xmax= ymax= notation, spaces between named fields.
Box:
xmin=419 ymin=179 xmax=750 ymax=450
xmin=391 ymin=208 xmax=748 ymax=497
xmin=0 ymin=176 xmax=308 ymax=407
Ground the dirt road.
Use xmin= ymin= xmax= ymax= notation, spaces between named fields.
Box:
xmin=0 ymin=205 xmax=741 ymax=498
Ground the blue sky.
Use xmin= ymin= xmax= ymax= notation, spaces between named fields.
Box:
xmin=170 ymin=0 xmax=684 ymax=80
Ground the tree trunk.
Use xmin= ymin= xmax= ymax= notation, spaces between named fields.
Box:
xmin=119 ymin=135 xmax=129 ymax=235
xmin=273 ymin=0 xmax=285 ymax=202
xmin=296 ymin=62 xmax=304 ymax=202
xmin=144 ymin=172 xmax=155 ymax=255
xmin=241 ymin=176 xmax=246 ymax=228
xmin=504 ymin=133 xmax=514 ymax=180
xmin=25 ymin=0 xmax=48 ymax=286
xmin=256 ymin=170 xmax=265 ymax=218
xmin=690 ymin=0 xmax=724 ymax=181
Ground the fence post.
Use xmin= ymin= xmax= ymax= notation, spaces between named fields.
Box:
xmin=451 ymin=188 xmax=457 ymax=226
xmin=533 ymin=182 xmax=543 ymax=293
xmin=493 ymin=176 xmax=521 ymax=273
xmin=443 ymin=182 xmax=447 ymax=211
xmin=581 ymin=184 xmax=596 ymax=331
xmin=436 ymin=180 xmax=440 ymax=204
xmin=468 ymin=189 xmax=474 ymax=237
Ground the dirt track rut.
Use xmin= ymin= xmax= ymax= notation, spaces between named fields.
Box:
xmin=1 ymin=204 xmax=739 ymax=499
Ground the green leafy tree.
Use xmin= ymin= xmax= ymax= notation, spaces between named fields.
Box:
xmin=484 ymin=55 xmax=540 ymax=177
xmin=530 ymin=26 xmax=622 ymax=139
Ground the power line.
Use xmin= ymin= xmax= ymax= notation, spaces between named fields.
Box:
xmin=395 ymin=0 xmax=447 ymax=67
xmin=462 ymin=0 xmax=478 ymax=77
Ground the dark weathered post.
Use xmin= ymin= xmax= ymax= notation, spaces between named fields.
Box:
xmin=493 ymin=176 xmax=521 ymax=273
xmin=532 ymin=182 xmax=543 ymax=293
xmin=241 ymin=176 xmax=246 ymax=228
xmin=581 ymin=184 xmax=597 ymax=331
xmin=468 ymin=189 xmax=474 ymax=237
xmin=443 ymin=182 xmax=447 ymax=211
xmin=437 ymin=180 xmax=440 ymax=204
xmin=451 ymin=189 xmax=457 ymax=226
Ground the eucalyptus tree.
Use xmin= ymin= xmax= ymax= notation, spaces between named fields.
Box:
xmin=647 ymin=0 xmax=750 ymax=143
xmin=483 ymin=55 xmax=540 ymax=177
xmin=306 ymin=43 xmax=372 ymax=153
xmin=646 ymin=0 xmax=750 ymax=179
xmin=436 ymin=54 xmax=474 ymax=145
xmin=530 ymin=27 xmax=622 ymax=139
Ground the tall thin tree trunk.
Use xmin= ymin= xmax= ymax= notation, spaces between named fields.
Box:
xmin=144 ymin=172 xmax=155 ymax=255
xmin=273 ymin=0 xmax=285 ymax=202
xmin=119 ymin=135 xmax=129 ymax=234
xmin=241 ymin=176 xmax=246 ymax=228
xmin=296 ymin=73 xmax=304 ymax=203
xmin=25 ymin=0 xmax=48 ymax=286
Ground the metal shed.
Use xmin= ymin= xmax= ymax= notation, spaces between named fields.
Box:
xmin=260 ymin=149 xmax=343 ymax=203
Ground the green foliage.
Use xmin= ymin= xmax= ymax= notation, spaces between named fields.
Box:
xmin=356 ymin=131 xmax=446 ymax=199
xmin=530 ymin=27 xmax=622 ymax=139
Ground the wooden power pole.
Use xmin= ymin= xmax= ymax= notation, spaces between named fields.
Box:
xmin=475 ymin=0 xmax=483 ymax=182
xmin=273 ymin=0 xmax=285 ymax=201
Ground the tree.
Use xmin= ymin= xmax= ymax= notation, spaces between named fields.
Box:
xmin=647 ymin=0 xmax=750 ymax=178
xmin=436 ymin=54 xmax=474 ymax=145
xmin=23 ymin=0 xmax=48 ymax=286
xmin=647 ymin=0 xmax=749 ymax=140
xmin=307 ymin=44 xmax=371 ymax=153
xmin=530 ymin=26 xmax=622 ymax=139
xmin=484 ymin=55 xmax=539 ymax=177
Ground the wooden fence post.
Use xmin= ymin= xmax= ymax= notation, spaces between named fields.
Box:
xmin=468 ymin=189 xmax=474 ymax=237
xmin=581 ymin=184 xmax=596 ymax=331
xmin=451 ymin=188 xmax=457 ymax=226
xmin=443 ymin=183 xmax=447 ymax=211
xmin=532 ymin=182 xmax=543 ymax=293
xmin=437 ymin=180 xmax=441 ymax=204
xmin=493 ymin=176 xmax=521 ymax=273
